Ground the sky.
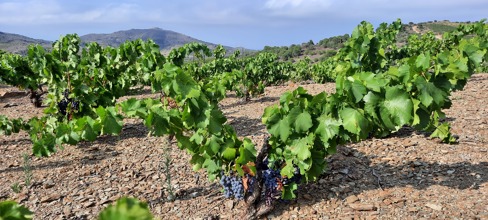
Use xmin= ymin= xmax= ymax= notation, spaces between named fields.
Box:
xmin=0 ymin=0 xmax=487 ymax=50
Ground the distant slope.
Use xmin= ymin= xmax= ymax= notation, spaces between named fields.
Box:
xmin=80 ymin=28 xmax=238 ymax=54
xmin=0 ymin=32 xmax=51 ymax=55
xmin=1 ymin=28 xmax=251 ymax=55
xmin=262 ymin=20 xmax=470 ymax=63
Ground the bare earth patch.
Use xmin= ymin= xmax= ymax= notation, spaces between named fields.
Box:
xmin=0 ymin=74 xmax=487 ymax=219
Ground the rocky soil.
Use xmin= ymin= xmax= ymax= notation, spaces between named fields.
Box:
xmin=0 ymin=74 xmax=487 ymax=219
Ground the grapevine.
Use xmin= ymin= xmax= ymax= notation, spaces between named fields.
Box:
xmin=0 ymin=198 xmax=152 ymax=220
xmin=0 ymin=19 xmax=487 ymax=219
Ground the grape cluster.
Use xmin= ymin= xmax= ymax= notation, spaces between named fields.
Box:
xmin=218 ymin=160 xmax=302 ymax=202
xmin=261 ymin=159 xmax=303 ymax=205
xmin=219 ymin=175 xmax=244 ymax=199
xmin=261 ymin=167 xmax=281 ymax=205
xmin=281 ymin=167 xmax=302 ymax=185
xmin=57 ymin=90 xmax=79 ymax=116
xmin=245 ymin=174 xmax=256 ymax=194
xmin=262 ymin=168 xmax=280 ymax=189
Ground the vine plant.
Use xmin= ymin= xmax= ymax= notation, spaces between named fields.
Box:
xmin=0 ymin=19 xmax=487 ymax=219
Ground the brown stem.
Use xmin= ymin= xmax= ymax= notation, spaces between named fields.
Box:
xmin=243 ymin=136 xmax=276 ymax=220
xmin=67 ymin=71 xmax=73 ymax=120
xmin=29 ymin=88 xmax=46 ymax=108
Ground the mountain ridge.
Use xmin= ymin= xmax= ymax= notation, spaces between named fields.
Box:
xmin=79 ymin=28 xmax=234 ymax=52
xmin=261 ymin=20 xmax=471 ymax=63
xmin=0 ymin=31 xmax=52 ymax=55
xmin=0 ymin=20 xmax=469 ymax=56
xmin=0 ymin=28 xmax=245 ymax=55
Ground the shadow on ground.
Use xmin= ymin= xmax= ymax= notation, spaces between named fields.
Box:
xmin=270 ymin=145 xmax=488 ymax=216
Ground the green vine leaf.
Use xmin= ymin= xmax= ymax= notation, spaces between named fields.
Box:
xmin=339 ymin=107 xmax=370 ymax=139
xmin=315 ymin=115 xmax=341 ymax=142
xmin=205 ymin=136 xmax=221 ymax=157
xmin=222 ymin=147 xmax=237 ymax=161
xmin=415 ymin=77 xmax=447 ymax=107
xmin=96 ymin=107 xmax=123 ymax=135
xmin=235 ymin=138 xmax=256 ymax=165
xmin=98 ymin=197 xmax=153 ymax=220
xmin=380 ymin=86 xmax=413 ymax=129
xmin=290 ymin=134 xmax=314 ymax=161
xmin=415 ymin=53 xmax=430 ymax=71
xmin=348 ymin=79 xmax=367 ymax=103
xmin=0 ymin=200 xmax=33 ymax=220
xmin=291 ymin=109 xmax=313 ymax=133
xmin=268 ymin=117 xmax=291 ymax=143
xmin=32 ymin=134 xmax=56 ymax=157
xmin=282 ymin=182 xmax=298 ymax=200
xmin=430 ymin=122 xmax=457 ymax=143
xmin=78 ymin=117 xmax=98 ymax=142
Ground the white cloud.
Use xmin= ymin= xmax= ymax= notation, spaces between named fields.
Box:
xmin=264 ymin=0 xmax=332 ymax=17
xmin=265 ymin=0 xmax=330 ymax=9
xmin=79 ymin=3 xmax=142 ymax=23
xmin=0 ymin=0 xmax=62 ymax=24
xmin=0 ymin=1 xmax=161 ymax=25
xmin=1 ymin=0 xmax=487 ymax=48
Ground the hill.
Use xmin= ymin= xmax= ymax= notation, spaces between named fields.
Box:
xmin=261 ymin=20 xmax=471 ymax=63
xmin=79 ymin=28 xmax=241 ymax=54
xmin=0 ymin=20 xmax=469 ymax=57
xmin=0 ymin=32 xmax=52 ymax=55
xmin=0 ymin=28 xmax=248 ymax=55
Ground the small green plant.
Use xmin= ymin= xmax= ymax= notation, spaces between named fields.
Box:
xmin=161 ymin=137 xmax=175 ymax=201
xmin=98 ymin=197 xmax=153 ymax=220
xmin=452 ymin=95 xmax=462 ymax=100
xmin=11 ymin=182 xmax=22 ymax=193
xmin=1 ymin=198 xmax=152 ymax=220
xmin=0 ymin=200 xmax=33 ymax=220
xmin=22 ymin=153 xmax=33 ymax=187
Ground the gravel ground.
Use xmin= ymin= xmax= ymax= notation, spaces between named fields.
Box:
xmin=0 ymin=74 xmax=487 ymax=220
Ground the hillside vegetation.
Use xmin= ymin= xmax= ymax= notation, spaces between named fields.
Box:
xmin=0 ymin=32 xmax=51 ymax=55
xmin=80 ymin=28 xmax=247 ymax=55
xmin=0 ymin=19 xmax=487 ymax=219
xmin=261 ymin=20 xmax=471 ymax=63
xmin=0 ymin=20 xmax=470 ymax=57
xmin=0 ymin=28 xmax=248 ymax=55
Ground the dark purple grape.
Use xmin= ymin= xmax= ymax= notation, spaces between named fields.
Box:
xmin=263 ymin=169 xmax=280 ymax=189
xmin=219 ymin=174 xmax=244 ymax=200
xmin=245 ymin=174 xmax=256 ymax=194
xmin=57 ymin=89 xmax=80 ymax=118
xmin=58 ymin=99 xmax=69 ymax=115
xmin=71 ymin=101 xmax=79 ymax=111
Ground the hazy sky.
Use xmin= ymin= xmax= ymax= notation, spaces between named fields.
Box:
xmin=0 ymin=0 xmax=486 ymax=49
